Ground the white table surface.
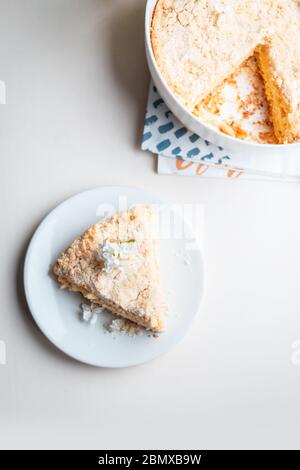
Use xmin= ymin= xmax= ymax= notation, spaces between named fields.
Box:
xmin=1 ymin=0 xmax=300 ymax=450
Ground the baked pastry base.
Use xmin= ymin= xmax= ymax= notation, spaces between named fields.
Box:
xmin=256 ymin=46 xmax=300 ymax=144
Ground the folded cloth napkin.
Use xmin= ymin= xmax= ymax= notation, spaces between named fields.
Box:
xmin=141 ymin=82 xmax=300 ymax=181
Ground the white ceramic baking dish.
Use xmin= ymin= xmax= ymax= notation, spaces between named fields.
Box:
xmin=145 ymin=0 xmax=300 ymax=160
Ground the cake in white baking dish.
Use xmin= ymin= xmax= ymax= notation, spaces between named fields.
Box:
xmin=151 ymin=0 xmax=300 ymax=144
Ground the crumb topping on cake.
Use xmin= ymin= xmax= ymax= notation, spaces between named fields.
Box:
xmin=151 ymin=0 xmax=278 ymax=110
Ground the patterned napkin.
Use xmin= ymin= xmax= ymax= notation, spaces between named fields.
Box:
xmin=141 ymin=82 xmax=300 ymax=181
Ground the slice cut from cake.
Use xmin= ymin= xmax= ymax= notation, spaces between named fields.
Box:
xmin=53 ymin=206 xmax=167 ymax=333
xmin=255 ymin=1 xmax=300 ymax=143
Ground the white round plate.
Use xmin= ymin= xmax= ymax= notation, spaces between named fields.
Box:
xmin=24 ymin=186 xmax=205 ymax=368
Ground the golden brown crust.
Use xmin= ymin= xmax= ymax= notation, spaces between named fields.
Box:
xmin=256 ymin=13 xmax=300 ymax=143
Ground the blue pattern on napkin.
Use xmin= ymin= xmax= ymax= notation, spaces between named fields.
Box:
xmin=141 ymin=83 xmax=230 ymax=164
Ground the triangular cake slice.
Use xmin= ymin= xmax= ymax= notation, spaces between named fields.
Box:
xmin=53 ymin=206 xmax=167 ymax=333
